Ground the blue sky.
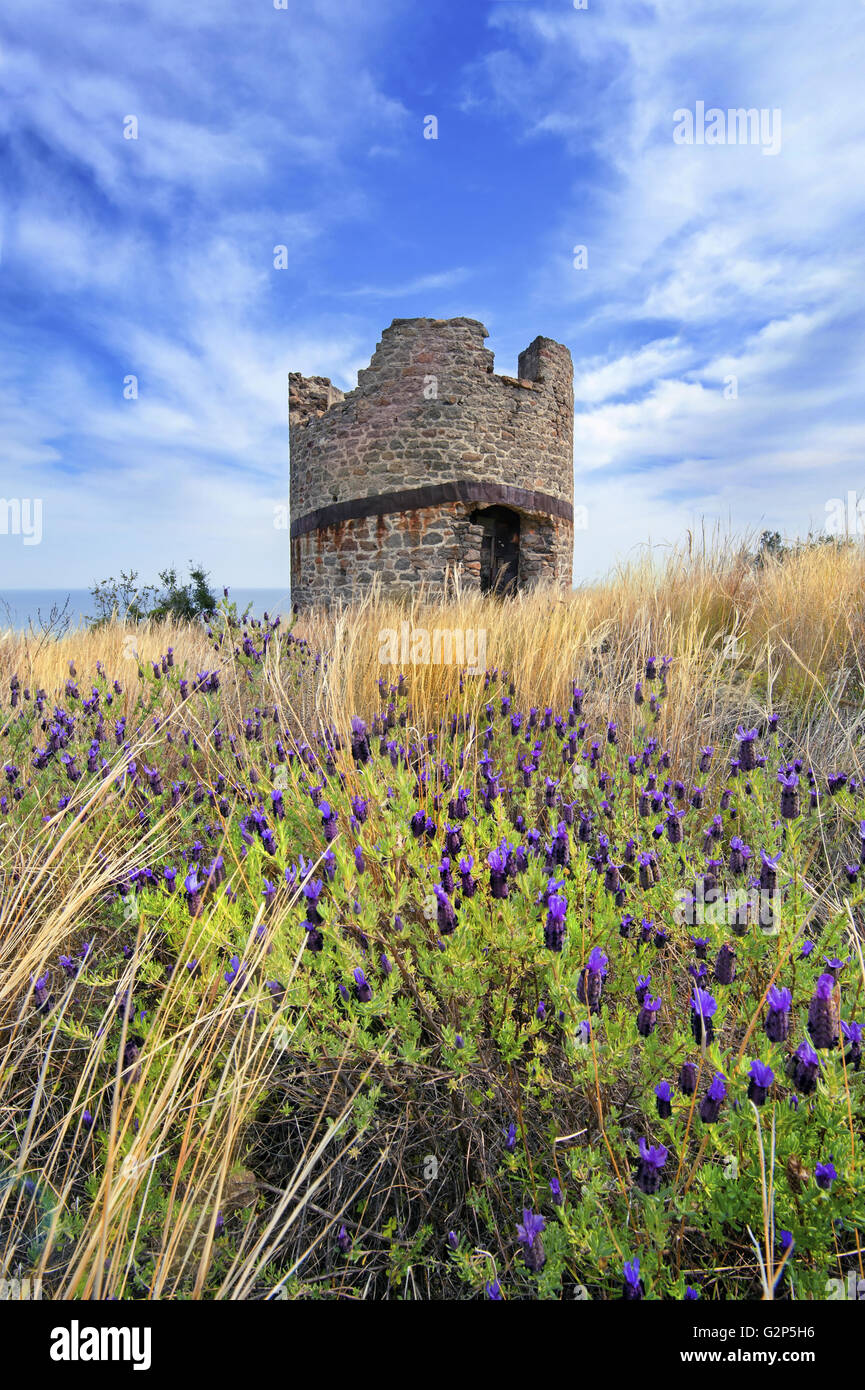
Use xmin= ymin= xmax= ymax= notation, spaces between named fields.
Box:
xmin=1 ymin=0 xmax=864 ymax=589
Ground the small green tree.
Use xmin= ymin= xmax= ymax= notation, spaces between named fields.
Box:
xmin=87 ymin=564 xmax=218 ymax=628
xmin=147 ymin=566 xmax=219 ymax=623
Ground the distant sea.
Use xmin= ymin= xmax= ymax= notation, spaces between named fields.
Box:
xmin=0 ymin=588 xmax=292 ymax=632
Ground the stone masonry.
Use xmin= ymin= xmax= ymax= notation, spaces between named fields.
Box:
xmin=289 ymin=317 xmax=574 ymax=606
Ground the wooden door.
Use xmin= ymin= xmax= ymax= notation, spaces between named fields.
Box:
xmin=475 ymin=507 xmax=520 ymax=595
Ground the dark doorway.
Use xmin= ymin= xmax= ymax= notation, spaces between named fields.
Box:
xmin=471 ymin=506 xmax=520 ymax=596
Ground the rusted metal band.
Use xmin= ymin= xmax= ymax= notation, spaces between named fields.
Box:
xmin=290 ymin=480 xmax=573 ymax=538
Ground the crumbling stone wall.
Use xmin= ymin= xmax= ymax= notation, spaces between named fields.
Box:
xmin=289 ymin=317 xmax=574 ymax=606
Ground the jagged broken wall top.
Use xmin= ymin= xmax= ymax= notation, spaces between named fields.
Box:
xmin=288 ymin=317 xmax=574 ymax=523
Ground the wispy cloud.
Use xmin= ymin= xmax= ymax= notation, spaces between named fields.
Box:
xmin=342 ymin=268 xmax=470 ymax=298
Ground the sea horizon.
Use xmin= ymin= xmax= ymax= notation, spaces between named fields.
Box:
xmin=0 ymin=586 xmax=292 ymax=632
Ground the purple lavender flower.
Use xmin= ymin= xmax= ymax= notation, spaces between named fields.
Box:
xmin=458 ymin=855 xmax=477 ymax=898
xmin=622 ymin=1257 xmax=644 ymax=1300
xmin=842 ymin=1019 xmax=862 ymax=1071
xmin=577 ymin=946 xmax=607 ymax=1011
xmin=728 ymin=836 xmax=752 ymax=875
xmin=321 ymin=800 xmax=339 ymax=843
xmin=266 ymin=979 xmax=285 ymax=1009
xmin=678 ymin=1061 xmax=698 ymax=1096
xmin=32 ymin=972 xmax=52 ymax=1015
xmin=434 ymin=885 xmax=457 ymax=935
xmin=122 ymin=1035 xmax=143 ymax=1085
xmin=444 ymin=823 xmax=463 ymax=856
xmin=815 ymin=1160 xmax=838 ymax=1192
xmin=691 ymin=987 xmax=717 ymax=1045
xmin=637 ymin=993 xmax=662 ymax=1037
xmin=544 ymin=892 xmax=567 ymax=952
xmin=822 ymin=955 xmax=848 ymax=980
xmin=759 ymin=849 xmax=782 ymax=892
xmin=604 ymin=861 xmax=622 ymax=892
xmin=634 ymin=1138 xmax=668 ymax=1194
xmin=516 ymin=1209 xmax=546 ymax=1272
xmin=747 ymin=1059 xmax=774 ymax=1106
xmin=350 ymin=718 xmax=370 ymax=765
xmin=788 ymin=1038 xmax=820 ymax=1095
xmin=302 ymin=878 xmax=325 ymax=925
xmin=807 ymin=974 xmax=839 ymax=1050
xmin=546 ymin=822 xmax=571 ymax=870
xmin=224 ymin=955 xmax=246 ymax=991
xmin=736 ymin=726 xmax=758 ymax=771
xmin=184 ymin=869 xmax=202 ymax=917
xmin=637 ymin=852 xmax=656 ymax=889
xmin=439 ymin=856 xmax=455 ymax=894
xmin=699 ymin=1072 xmax=727 ymax=1124
xmin=353 ymin=966 xmax=373 ymax=1003
xmin=765 ymin=984 xmax=792 ymax=1043
xmin=487 ymin=847 xmax=510 ymax=899
xmin=654 ymin=1080 xmax=672 ymax=1118
xmin=778 ymin=772 xmax=800 ymax=819
xmin=714 ymin=943 xmax=737 ymax=986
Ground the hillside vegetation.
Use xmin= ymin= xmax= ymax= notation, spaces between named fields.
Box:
xmin=0 ymin=538 xmax=863 ymax=1300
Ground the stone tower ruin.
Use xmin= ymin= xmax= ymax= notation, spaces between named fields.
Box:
xmin=289 ymin=317 xmax=574 ymax=607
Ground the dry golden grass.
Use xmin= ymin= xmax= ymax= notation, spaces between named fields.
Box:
xmin=291 ymin=535 xmax=865 ymax=773
xmin=3 ymin=535 xmax=863 ymax=734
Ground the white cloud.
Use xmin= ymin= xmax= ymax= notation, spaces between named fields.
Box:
xmin=469 ymin=0 xmax=865 ymax=574
xmin=343 ymin=268 xmax=471 ymax=298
